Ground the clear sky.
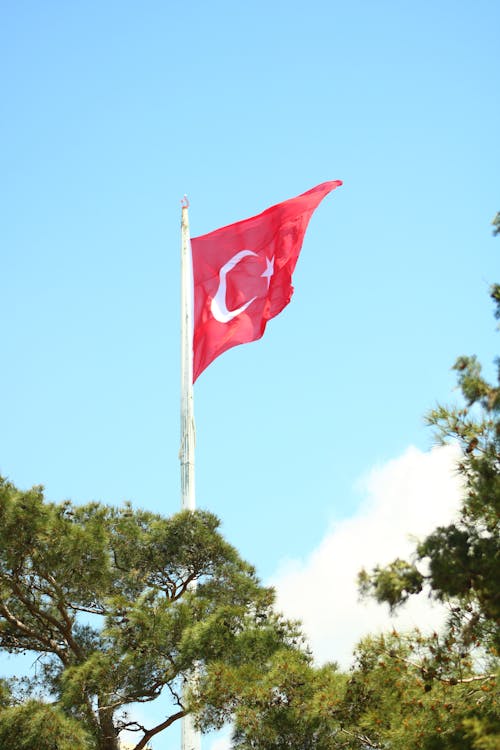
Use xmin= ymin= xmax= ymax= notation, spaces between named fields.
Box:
xmin=1 ymin=2 xmax=499 ymax=748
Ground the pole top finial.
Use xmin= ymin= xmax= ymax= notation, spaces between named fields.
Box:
xmin=181 ymin=195 xmax=189 ymax=209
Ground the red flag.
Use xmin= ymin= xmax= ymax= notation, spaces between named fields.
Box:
xmin=191 ymin=180 xmax=342 ymax=381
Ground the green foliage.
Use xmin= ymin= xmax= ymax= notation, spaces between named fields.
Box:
xmin=358 ymin=558 xmax=424 ymax=610
xmin=492 ymin=212 xmax=500 ymax=237
xmin=194 ymin=649 xmax=347 ymax=749
xmin=214 ymin=630 xmax=498 ymax=750
xmin=340 ymin=632 xmax=499 ymax=750
xmin=227 ymin=286 xmax=500 ymax=749
xmin=353 ymin=285 xmax=500 ymax=748
xmin=0 ymin=700 xmax=93 ymax=750
xmin=491 ymin=284 xmax=500 ymax=319
xmin=0 ymin=679 xmax=11 ymax=709
xmin=359 ymin=285 xmax=500 ymax=657
xmin=0 ymin=480 xmax=299 ymax=750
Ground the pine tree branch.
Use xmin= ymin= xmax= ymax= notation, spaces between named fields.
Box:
xmin=172 ymin=571 xmax=198 ymax=601
xmin=67 ymin=603 xmax=107 ymax=615
xmin=132 ymin=710 xmax=185 ymax=750
xmin=380 ymin=648 xmax=496 ymax=685
xmin=8 ymin=578 xmax=84 ymax=660
xmin=0 ymin=601 xmax=67 ymax=662
xmin=339 ymin=727 xmax=381 ymax=748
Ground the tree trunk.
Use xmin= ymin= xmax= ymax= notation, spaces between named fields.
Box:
xmin=97 ymin=705 xmax=119 ymax=750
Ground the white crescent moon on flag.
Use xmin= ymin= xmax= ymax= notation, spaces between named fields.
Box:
xmin=211 ymin=250 xmax=258 ymax=323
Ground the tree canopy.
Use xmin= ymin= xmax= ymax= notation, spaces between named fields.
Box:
xmin=214 ymin=285 xmax=500 ymax=749
xmin=0 ymin=699 xmax=94 ymax=750
xmin=0 ymin=484 xmax=302 ymax=750
xmin=360 ymin=285 xmax=500 ymax=654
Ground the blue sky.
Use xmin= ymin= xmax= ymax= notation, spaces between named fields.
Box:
xmin=1 ymin=1 xmax=499 ymax=748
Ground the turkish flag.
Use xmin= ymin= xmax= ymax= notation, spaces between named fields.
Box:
xmin=191 ymin=180 xmax=342 ymax=381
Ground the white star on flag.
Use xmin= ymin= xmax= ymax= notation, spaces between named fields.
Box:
xmin=261 ymin=256 xmax=274 ymax=289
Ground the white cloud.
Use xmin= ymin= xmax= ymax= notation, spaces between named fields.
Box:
xmin=270 ymin=444 xmax=463 ymax=669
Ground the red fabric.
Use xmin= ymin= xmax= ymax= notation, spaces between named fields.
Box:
xmin=191 ymin=180 xmax=342 ymax=381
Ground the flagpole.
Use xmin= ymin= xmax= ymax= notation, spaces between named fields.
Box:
xmin=180 ymin=196 xmax=195 ymax=512
xmin=180 ymin=196 xmax=201 ymax=750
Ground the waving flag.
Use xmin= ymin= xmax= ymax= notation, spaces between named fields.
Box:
xmin=191 ymin=180 xmax=342 ymax=381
